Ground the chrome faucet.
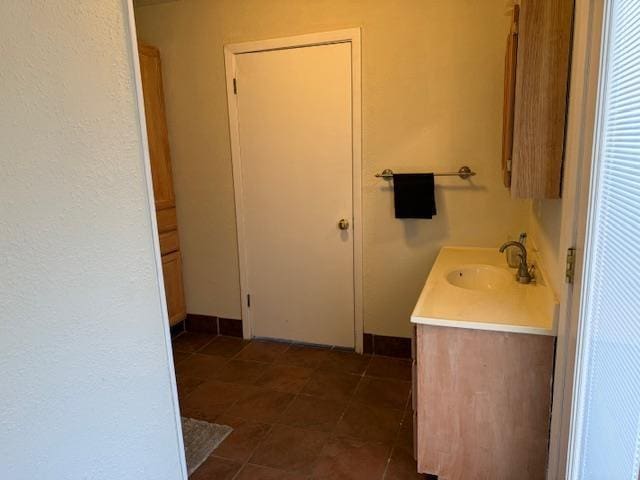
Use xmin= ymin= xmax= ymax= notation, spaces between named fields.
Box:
xmin=499 ymin=241 xmax=534 ymax=284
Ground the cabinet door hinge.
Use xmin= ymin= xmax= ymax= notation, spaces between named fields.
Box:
xmin=565 ymin=247 xmax=576 ymax=284
xmin=233 ymin=78 xmax=238 ymax=95
xmin=247 ymin=294 xmax=251 ymax=307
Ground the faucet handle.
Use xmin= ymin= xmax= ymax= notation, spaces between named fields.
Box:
xmin=528 ymin=264 xmax=537 ymax=284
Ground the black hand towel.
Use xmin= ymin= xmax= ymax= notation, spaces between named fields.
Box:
xmin=393 ymin=173 xmax=437 ymax=219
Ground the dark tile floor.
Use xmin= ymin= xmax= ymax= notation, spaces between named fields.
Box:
xmin=172 ymin=332 xmax=432 ymax=480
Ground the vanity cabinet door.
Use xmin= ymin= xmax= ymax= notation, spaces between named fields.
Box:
xmin=415 ymin=325 xmax=555 ymax=478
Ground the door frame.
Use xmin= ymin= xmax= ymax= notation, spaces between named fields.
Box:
xmin=545 ymin=0 xmax=606 ymax=478
xmin=223 ymin=29 xmax=364 ymax=352
xmin=566 ymin=0 xmax=624 ymax=476
xmin=124 ymin=1 xmax=188 ymax=478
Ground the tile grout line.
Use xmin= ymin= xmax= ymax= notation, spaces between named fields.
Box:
xmin=304 ymin=369 xmax=365 ymax=479
xmin=381 ymin=396 xmax=411 ymax=480
xmin=358 ymin=354 xmax=410 ymax=479
xmin=303 ymin=354 xmax=378 ymax=479
xmin=222 ymin=341 xmax=296 ymax=479
xmin=241 ymin=344 xmax=328 ymax=479
xmin=228 ymin=422 xmax=277 ymax=480
xmin=384 ymin=382 xmax=415 ymax=479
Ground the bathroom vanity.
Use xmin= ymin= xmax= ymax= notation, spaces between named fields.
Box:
xmin=411 ymin=247 xmax=558 ymax=479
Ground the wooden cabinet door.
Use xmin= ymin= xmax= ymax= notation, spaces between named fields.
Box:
xmin=501 ymin=5 xmax=519 ymax=188
xmin=510 ymin=0 xmax=574 ymax=198
xmin=138 ymin=44 xmax=176 ymax=210
xmin=416 ymin=325 xmax=554 ymax=478
xmin=161 ymin=252 xmax=186 ymax=326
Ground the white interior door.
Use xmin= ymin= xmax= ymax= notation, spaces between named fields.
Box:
xmin=234 ymin=42 xmax=355 ymax=348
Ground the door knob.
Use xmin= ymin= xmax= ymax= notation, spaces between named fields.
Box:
xmin=338 ymin=219 xmax=350 ymax=230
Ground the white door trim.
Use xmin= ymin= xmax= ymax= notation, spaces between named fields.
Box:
xmin=545 ymin=0 xmax=606 ymax=478
xmin=565 ymin=0 xmax=617 ymax=476
xmin=123 ymin=1 xmax=188 ymax=478
xmin=224 ymin=29 xmax=364 ymax=352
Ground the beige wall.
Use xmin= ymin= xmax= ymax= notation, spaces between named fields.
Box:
xmin=530 ymin=200 xmax=564 ymax=296
xmin=134 ymin=0 xmax=529 ymax=337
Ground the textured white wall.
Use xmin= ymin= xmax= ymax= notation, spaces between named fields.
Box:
xmin=0 ymin=2 xmax=185 ymax=479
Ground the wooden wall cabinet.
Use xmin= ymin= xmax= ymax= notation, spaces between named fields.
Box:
xmin=502 ymin=0 xmax=574 ymax=198
xmin=139 ymin=43 xmax=187 ymax=326
xmin=412 ymin=325 xmax=555 ymax=479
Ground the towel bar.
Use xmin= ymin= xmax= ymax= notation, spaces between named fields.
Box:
xmin=375 ymin=166 xmax=476 ymax=180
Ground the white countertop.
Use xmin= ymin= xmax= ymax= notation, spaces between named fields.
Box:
xmin=411 ymin=247 xmax=558 ymax=336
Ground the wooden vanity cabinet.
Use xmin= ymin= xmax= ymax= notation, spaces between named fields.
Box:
xmin=412 ymin=324 xmax=555 ymax=479
xmin=502 ymin=0 xmax=574 ymax=198
xmin=139 ymin=43 xmax=187 ymax=326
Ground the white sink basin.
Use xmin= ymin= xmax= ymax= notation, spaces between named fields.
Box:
xmin=411 ymin=247 xmax=558 ymax=336
xmin=446 ymin=264 xmax=512 ymax=291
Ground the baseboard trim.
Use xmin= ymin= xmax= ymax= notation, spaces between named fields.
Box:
xmin=218 ymin=318 xmax=243 ymax=337
xmin=363 ymin=333 xmax=411 ymax=358
xmin=184 ymin=314 xmax=243 ymax=338
xmin=170 ymin=320 xmax=185 ymax=338
xmin=185 ymin=314 xmax=219 ymax=335
xmin=182 ymin=317 xmax=408 ymax=353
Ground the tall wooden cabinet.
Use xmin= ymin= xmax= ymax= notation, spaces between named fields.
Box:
xmin=502 ymin=0 xmax=574 ymax=198
xmin=139 ymin=43 xmax=187 ymax=326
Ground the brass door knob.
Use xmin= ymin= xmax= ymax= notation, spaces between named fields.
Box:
xmin=338 ymin=219 xmax=350 ymax=230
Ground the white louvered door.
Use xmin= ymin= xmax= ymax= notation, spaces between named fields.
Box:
xmin=569 ymin=1 xmax=640 ymax=478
